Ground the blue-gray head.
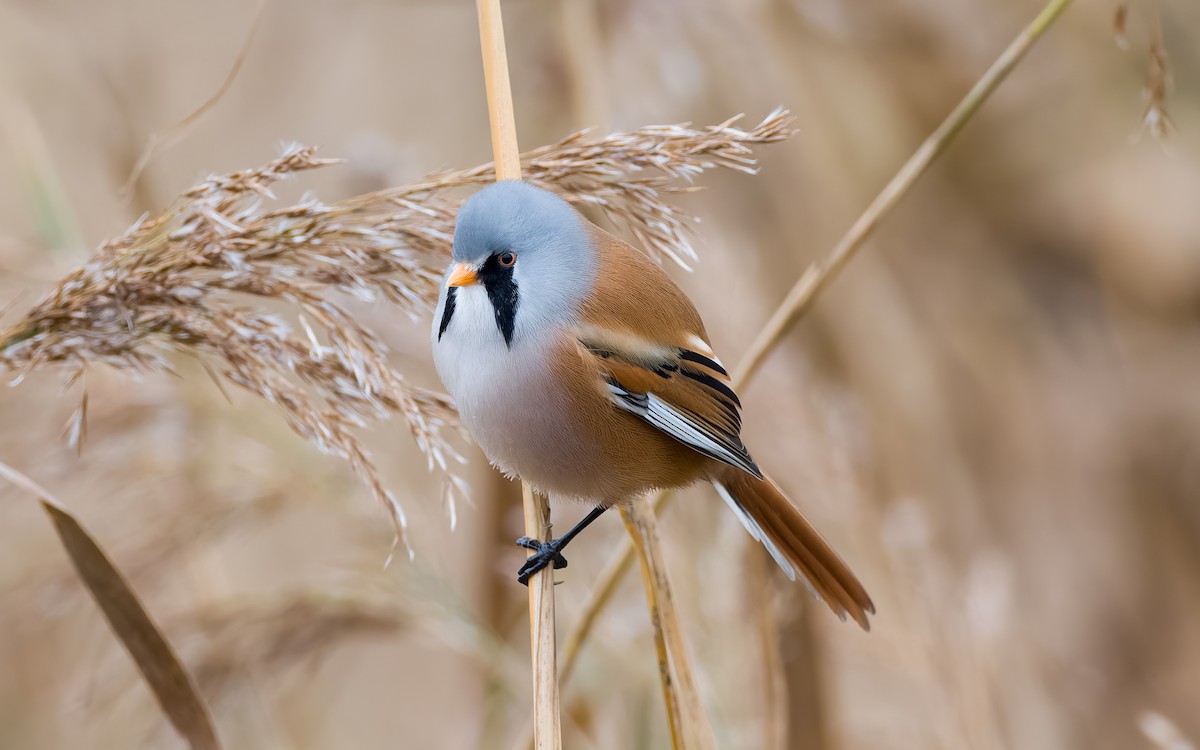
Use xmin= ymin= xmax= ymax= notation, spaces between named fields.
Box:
xmin=438 ymin=181 xmax=595 ymax=347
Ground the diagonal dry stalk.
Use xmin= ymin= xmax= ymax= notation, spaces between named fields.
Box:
xmin=0 ymin=113 xmax=794 ymax=558
xmin=621 ymin=504 xmax=717 ymax=750
xmin=546 ymin=0 xmax=1078 ymax=710
xmin=620 ymin=508 xmax=684 ymax=748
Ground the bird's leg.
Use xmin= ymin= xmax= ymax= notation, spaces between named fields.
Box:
xmin=516 ymin=505 xmax=609 ymax=585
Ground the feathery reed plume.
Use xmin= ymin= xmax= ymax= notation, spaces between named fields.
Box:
xmin=370 ymin=108 xmax=794 ymax=269
xmin=0 ymin=145 xmax=461 ymax=555
xmin=0 ymin=114 xmax=794 ymax=553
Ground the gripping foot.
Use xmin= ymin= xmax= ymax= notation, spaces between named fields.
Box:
xmin=516 ymin=536 xmax=569 ymax=585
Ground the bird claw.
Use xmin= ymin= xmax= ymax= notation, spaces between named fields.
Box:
xmin=516 ymin=536 xmax=569 ymax=585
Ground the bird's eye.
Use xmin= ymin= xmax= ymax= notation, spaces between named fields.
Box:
xmin=498 ymin=251 xmax=517 ymax=267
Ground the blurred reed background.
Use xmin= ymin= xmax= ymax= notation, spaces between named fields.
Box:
xmin=0 ymin=0 xmax=1198 ymax=748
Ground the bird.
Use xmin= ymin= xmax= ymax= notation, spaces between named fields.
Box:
xmin=431 ymin=180 xmax=874 ymax=629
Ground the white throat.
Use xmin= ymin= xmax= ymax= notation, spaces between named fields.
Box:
xmin=432 ymin=281 xmax=584 ymax=485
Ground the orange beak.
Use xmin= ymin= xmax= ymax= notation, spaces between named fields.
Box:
xmin=447 ymin=263 xmax=479 ymax=287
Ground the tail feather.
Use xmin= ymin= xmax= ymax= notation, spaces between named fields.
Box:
xmin=715 ymin=469 xmax=875 ymax=630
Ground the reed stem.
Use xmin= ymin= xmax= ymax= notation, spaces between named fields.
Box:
xmin=621 ymin=508 xmax=685 ymax=749
xmin=475 ymin=1 xmax=562 ymax=747
xmin=622 ymin=504 xmax=717 ymax=750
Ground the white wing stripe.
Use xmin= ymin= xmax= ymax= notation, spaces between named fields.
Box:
xmin=646 ymin=396 xmax=758 ymax=475
xmin=604 ymin=378 xmax=759 ymax=476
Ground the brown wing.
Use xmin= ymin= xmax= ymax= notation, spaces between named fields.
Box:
xmin=577 ymin=226 xmax=760 ymax=478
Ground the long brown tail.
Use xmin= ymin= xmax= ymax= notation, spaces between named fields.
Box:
xmin=714 ymin=468 xmax=875 ymax=630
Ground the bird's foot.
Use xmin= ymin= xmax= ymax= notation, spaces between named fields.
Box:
xmin=516 ymin=536 xmax=569 ymax=585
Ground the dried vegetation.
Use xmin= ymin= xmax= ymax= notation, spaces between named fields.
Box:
xmin=0 ymin=1 xmax=1196 ymax=748
xmin=0 ymin=112 xmax=793 ymax=550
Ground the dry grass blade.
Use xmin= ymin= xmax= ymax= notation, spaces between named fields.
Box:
xmin=0 ymin=462 xmax=219 ymax=750
xmin=43 ymin=504 xmax=221 ymax=750
xmin=0 ymin=113 xmax=793 ymax=556
xmin=543 ymin=0 xmax=1078 ymax=713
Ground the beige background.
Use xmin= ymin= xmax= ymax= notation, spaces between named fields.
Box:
xmin=1 ymin=0 xmax=1198 ymax=748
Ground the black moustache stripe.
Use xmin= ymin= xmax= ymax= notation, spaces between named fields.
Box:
xmin=480 ymin=255 xmax=519 ymax=347
xmin=437 ymin=286 xmax=458 ymax=341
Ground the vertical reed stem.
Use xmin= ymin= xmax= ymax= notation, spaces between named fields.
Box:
xmin=522 ymin=485 xmax=561 ymax=749
xmin=475 ymin=1 xmax=561 ymax=748
xmin=477 ymin=0 xmax=522 ymax=183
